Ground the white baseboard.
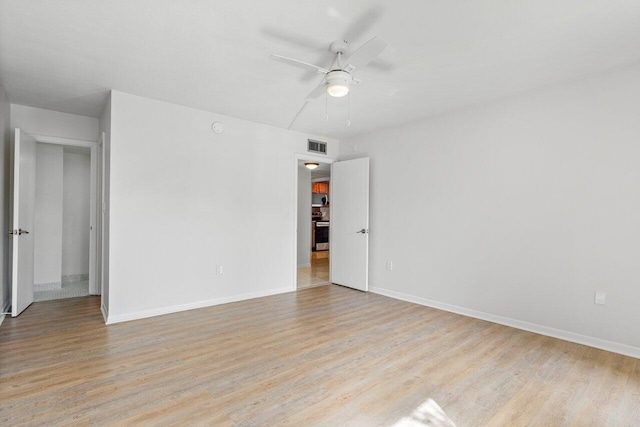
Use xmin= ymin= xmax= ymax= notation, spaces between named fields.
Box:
xmin=370 ymin=285 xmax=640 ymax=360
xmin=101 ymin=304 xmax=109 ymax=323
xmin=106 ymin=286 xmax=293 ymax=325
xmin=0 ymin=302 xmax=11 ymax=326
xmin=297 ymin=263 xmax=311 ymax=268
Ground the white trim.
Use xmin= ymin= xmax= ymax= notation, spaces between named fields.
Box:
xmin=292 ymin=153 xmax=335 ymax=291
xmin=10 ymin=129 xmax=22 ymax=317
xmin=100 ymin=131 xmax=107 ymax=305
xmin=1 ymin=301 xmax=10 ymax=321
xmin=101 ymin=304 xmax=108 ymax=323
xmin=88 ymin=143 xmax=97 ymax=294
xmin=370 ymin=285 xmax=640 ymax=360
xmin=96 ymin=132 xmax=105 ymax=298
xmin=106 ymin=286 xmax=293 ymax=325
xmin=297 ymin=152 xmax=334 ymax=164
xmin=297 ymin=262 xmax=311 ymax=268
xmin=30 ymin=134 xmax=95 ymax=147
xmin=0 ymin=302 xmax=10 ymax=325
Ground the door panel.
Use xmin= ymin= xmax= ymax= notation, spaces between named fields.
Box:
xmin=330 ymin=157 xmax=369 ymax=291
xmin=11 ymin=128 xmax=36 ymax=317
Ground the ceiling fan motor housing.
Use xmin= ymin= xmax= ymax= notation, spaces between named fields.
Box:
xmin=326 ymin=70 xmax=352 ymax=97
xmin=330 ymin=40 xmax=348 ymax=54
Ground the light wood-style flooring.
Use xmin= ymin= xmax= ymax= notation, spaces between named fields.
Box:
xmin=297 ymin=251 xmax=330 ymax=289
xmin=1 ymin=285 xmax=639 ymax=425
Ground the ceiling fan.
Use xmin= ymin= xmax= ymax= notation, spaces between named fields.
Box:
xmin=266 ymin=6 xmax=391 ymax=130
xmin=271 ymin=36 xmax=390 ymax=129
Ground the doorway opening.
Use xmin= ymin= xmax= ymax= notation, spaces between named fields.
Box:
xmin=10 ymin=128 xmax=102 ymax=317
xmin=296 ymin=159 xmax=332 ymax=289
xmin=33 ymin=143 xmax=91 ymax=302
xmin=293 ymin=155 xmax=370 ymax=293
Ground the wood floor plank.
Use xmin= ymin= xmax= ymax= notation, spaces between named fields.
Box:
xmin=1 ymin=286 xmax=639 ymax=425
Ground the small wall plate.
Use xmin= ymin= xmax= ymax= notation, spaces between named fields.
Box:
xmin=212 ymin=122 xmax=224 ymax=134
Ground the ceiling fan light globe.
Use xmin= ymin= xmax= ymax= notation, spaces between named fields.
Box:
xmin=327 ymin=84 xmax=350 ymax=97
xmin=325 ymin=70 xmax=352 ymax=98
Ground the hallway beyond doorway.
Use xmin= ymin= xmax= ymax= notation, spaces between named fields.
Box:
xmin=297 ymin=251 xmax=329 ymax=289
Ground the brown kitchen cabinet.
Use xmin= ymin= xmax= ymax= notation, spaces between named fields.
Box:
xmin=312 ymin=181 xmax=329 ymax=194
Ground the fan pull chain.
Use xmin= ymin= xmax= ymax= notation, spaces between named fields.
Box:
xmin=346 ymin=92 xmax=351 ymax=127
xmin=325 ymin=92 xmax=329 ymax=121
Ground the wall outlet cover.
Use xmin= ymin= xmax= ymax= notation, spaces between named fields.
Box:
xmin=594 ymin=291 xmax=606 ymax=305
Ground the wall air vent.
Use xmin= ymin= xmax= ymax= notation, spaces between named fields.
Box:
xmin=307 ymin=139 xmax=327 ymax=155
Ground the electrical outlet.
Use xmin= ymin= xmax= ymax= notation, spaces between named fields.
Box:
xmin=386 ymin=261 xmax=393 ymax=271
xmin=216 ymin=265 xmax=223 ymax=275
xmin=594 ymin=291 xmax=606 ymax=305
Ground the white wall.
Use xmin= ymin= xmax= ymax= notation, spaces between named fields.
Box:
xmin=297 ymin=164 xmax=311 ymax=268
xmin=0 ymin=85 xmax=10 ymax=315
xmin=62 ymin=151 xmax=90 ymax=277
xmin=107 ymin=91 xmax=338 ymax=322
xmin=11 ymin=105 xmax=98 ymax=141
xmin=340 ymin=64 xmax=640 ymax=354
xmin=34 ymin=143 xmax=63 ymax=285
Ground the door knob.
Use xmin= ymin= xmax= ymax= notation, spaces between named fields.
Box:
xmin=358 ymin=229 xmax=368 ymax=234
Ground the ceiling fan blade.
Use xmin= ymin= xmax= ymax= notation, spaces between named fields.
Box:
xmin=262 ymin=28 xmax=335 ymax=82
xmin=342 ymin=6 xmax=383 ymax=44
xmin=288 ymin=100 xmax=311 ymax=130
xmin=270 ymin=54 xmax=329 ymax=74
xmin=290 ymin=75 xmax=327 ymax=128
xmin=343 ymin=36 xmax=389 ymax=71
xmin=305 ymin=81 xmax=327 ymax=100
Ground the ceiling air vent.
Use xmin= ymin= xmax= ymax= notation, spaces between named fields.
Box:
xmin=308 ymin=139 xmax=327 ymax=155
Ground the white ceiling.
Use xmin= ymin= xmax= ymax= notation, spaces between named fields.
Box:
xmin=299 ymin=160 xmax=331 ymax=179
xmin=1 ymin=0 xmax=639 ymax=140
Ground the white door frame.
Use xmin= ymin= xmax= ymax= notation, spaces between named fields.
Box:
xmin=30 ymin=133 xmax=101 ymax=296
xmin=292 ymin=153 xmax=335 ymax=291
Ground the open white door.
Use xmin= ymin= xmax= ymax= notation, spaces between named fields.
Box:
xmin=331 ymin=157 xmax=369 ymax=291
xmin=11 ymin=128 xmax=36 ymax=317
